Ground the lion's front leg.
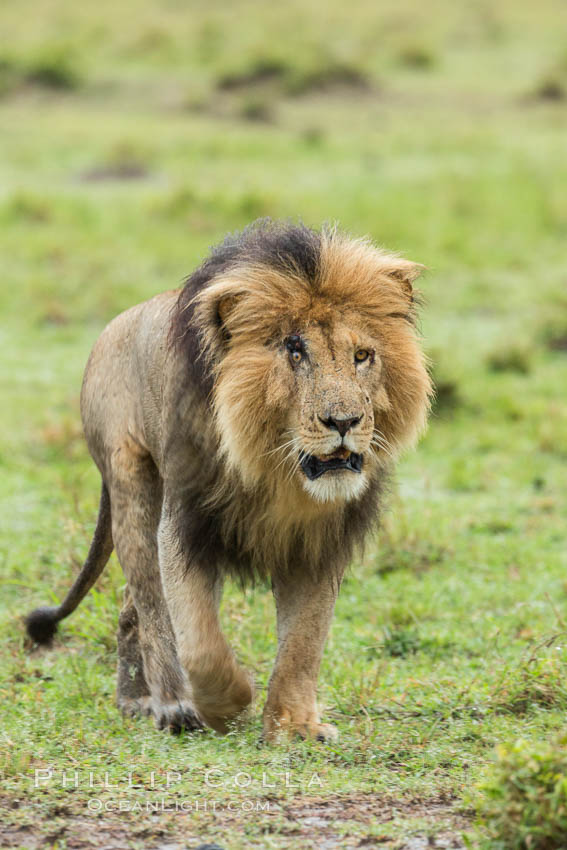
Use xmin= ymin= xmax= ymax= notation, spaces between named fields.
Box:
xmin=158 ymin=493 xmax=253 ymax=733
xmin=263 ymin=567 xmax=344 ymax=744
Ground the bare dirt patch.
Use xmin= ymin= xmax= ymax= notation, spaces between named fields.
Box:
xmin=0 ymin=793 xmax=469 ymax=849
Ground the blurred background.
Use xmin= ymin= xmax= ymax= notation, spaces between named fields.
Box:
xmin=1 ymin=0 xmax=566 ymax=532
xmin=1 ymin=2 xmax=567 ymax=842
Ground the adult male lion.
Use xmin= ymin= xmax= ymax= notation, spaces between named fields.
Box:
xmin=26 ymin=220 xmax=432 ymax=742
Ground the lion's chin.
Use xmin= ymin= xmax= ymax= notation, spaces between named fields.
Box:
xmin=300 ymin=468 xmax=369 ymax=504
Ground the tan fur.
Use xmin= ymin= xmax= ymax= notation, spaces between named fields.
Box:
xmin=28 ymin=222 xmax=432 ymax=742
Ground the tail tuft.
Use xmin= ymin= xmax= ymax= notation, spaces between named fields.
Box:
xmin=25 ymin=606 xmax=60 ymax=645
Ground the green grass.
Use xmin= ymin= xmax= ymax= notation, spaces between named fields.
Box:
xmin=1 ymin=0 xmax=567 ymax=847
xmin=471 ymin=735 xmax=567 ymax=849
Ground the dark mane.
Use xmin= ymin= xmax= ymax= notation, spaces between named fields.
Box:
xmin=178 ymin=466 xmax=385 ymax=588
xmin=169 ymin=219 xmax=322 ymax=397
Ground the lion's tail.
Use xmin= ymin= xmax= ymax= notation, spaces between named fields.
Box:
xmin=25 ymin=483 xmax=114 ymax=645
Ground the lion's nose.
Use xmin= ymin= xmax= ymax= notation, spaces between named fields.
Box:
xmin=319 ymin=414 xmax=362 ymax=437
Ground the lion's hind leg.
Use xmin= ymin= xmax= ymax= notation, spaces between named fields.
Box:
xmin=109 ymin=448 xmax=203 ymax=734
xmin=116 ymin=586 xmax=151 ymax=717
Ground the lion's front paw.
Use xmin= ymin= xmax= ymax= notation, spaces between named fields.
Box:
xmin=153 ymin=701 xmax=205 ymax=734
xmin=191 ymin=666 xmax=255 ymax=734
xmin=309 ymin=722 xmax=339 ymax=743
xmin=264 ymin=721 xmax=339 ymax=744
xmin=262 ymin=707 xmax=339 ymax=744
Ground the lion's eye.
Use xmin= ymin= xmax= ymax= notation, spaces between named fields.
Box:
xmin=355 ymin=349 xmax=370 ymax=363
xmin=285 ymin=334 xmax=304 ymax=366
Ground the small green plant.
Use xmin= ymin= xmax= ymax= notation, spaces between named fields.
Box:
xmin=25 ymin=46 xmax=81 ymax=90
xmin=486 ymin=345 xmax=531 ymax=375
xmin=429 ymin=357 xmax=461 ymax=417
xmin=217 ymin=57 xmax=288 ymax=90
xmin=531 ymin=75 xmax=566 ymax=102
xmin=538 ymin=308 xmax=567 ymax=353
xmin=2 ymin=192 xmax=51 ymax=223
xmin=491 ymin=658 xmax=567 ymax=716
xmin=80 ymin=141 xmax=151 ymax=181
xmin=397 ymin=43 xmax=437 ymax=70
xmin=238 ymin=96 xmax=273 ymax=122
xmin=382 ymin=626 xmax=422 ymax=658
xmin=285 ymin=60 xmax=369 ymax=96
xmin=376 ymin=537 xmax=447 ymax=575
xmin=301 ymin=126 xmax=325 ymax=146
xmin=472 ymin=735 xmax=567 ymax=849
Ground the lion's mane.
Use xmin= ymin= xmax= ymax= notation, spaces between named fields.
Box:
xmin=168 ymin=219 xmax=432 ymax=583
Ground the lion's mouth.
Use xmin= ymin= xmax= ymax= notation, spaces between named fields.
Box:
xmin=300 ymin=448 xmax=364 ymax=481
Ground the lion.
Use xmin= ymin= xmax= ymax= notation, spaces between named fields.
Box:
xmin=25 ymin=219 xmax=432 ymax=742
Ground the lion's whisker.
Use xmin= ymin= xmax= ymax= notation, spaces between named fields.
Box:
xmin=274 ymin=438 xmax=302 ymax=477
xmin=262 ymin=436 xmax=297 ymax=459
xmin=284 ymin=446 xmax=304 ymax=483
xmin=372 ymin=429 xmax=394 ymax=450
xmin=370 ymin=434 xmax=395 ymax=460
xmin=274 ymin=449 xmax=296 ymax=475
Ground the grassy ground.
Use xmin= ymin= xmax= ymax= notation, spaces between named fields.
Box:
xmin=1 ymin=1 xmax=567 ymax=847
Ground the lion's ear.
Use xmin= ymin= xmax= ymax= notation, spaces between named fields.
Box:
xmin=217 ymin=294 xmax=240 ymax=327
xmin=387 ymin=260 xmax=426 ymax=300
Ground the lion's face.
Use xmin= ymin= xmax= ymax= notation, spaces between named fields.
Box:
xmin=191 ymin=226 xmax=432 ymax=509
xmin=282 ymin=321 xmax=379 ymax=503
